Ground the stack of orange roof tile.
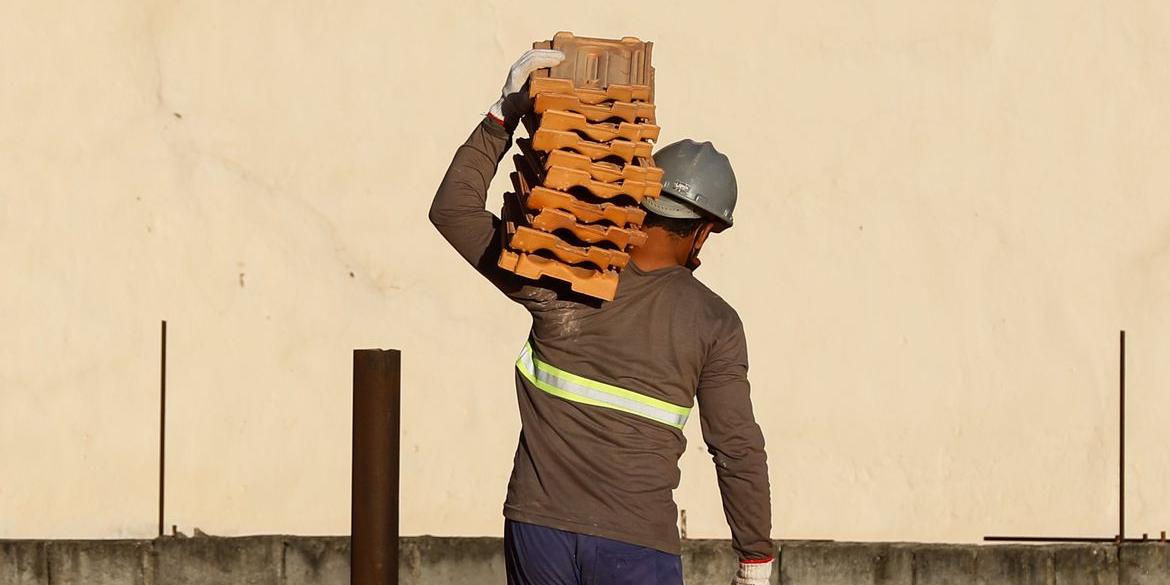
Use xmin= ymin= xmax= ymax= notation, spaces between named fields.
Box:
xmin=498 ymin=32 xmax=663 ymax=301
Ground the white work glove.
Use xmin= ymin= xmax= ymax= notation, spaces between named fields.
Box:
xmin=731 ymin=559 xmax=773 ymax=585
xmin=486 ymin=49 xmax=565 ymax=129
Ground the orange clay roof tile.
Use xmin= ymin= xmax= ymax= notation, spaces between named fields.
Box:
xmin=528 ymin=77 xmax=652 ymax=104
xmin=540 ymin=110 xmax=660 ymax=143
xmin=498 ymin=248 xmax=618 ymax=301
xmin=526 ymin=186 xmax=647 ymax=227
xmin=534 ymin=93 xmax=656 ymax=124
xmin=543 ymin=165 xmax=660 ymax=203
xmin=532 ymin=32 xmax=654 ymax=100
xmin=529 ymin=208 xmax=648 ymax=249
xmin=509 ymin=226 xmax=629 ymax=270
xmin=531 ymin=128 xmax=651 ymax=163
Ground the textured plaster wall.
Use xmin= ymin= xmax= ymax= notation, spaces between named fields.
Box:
xmin=1 ymin=1 xmax=1168 ymax=542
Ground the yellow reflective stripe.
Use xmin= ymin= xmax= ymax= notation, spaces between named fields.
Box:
xmin=532 ymin=354 xmax=692 ymax=417
xmin=516 ymin=342 xmax=691 ymax=429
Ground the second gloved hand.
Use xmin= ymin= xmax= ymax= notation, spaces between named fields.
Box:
xmin=731 ymin=559 xmax=773 ymax=585
xmin=487 ymin=49 xmax=565 ymax=130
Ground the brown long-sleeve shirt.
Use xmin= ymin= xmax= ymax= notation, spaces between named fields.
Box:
xmin=429 ymin=118 xmax=773 ymax=559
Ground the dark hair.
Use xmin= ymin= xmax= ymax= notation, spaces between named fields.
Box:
xmin=642 ymin=212 xmax=705 ymax=237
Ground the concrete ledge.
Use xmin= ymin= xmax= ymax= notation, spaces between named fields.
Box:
xmin=779 ymin=541 xmax=912 ymax=585
xmin=776 ymin=542 xmax=1149 ymax=585
xmin=0 ymin=541 xmax=48 ymax=585
xmin=1121 ymin=544 xmax=1170 ymax=585
xmin=45 ymin=541 xmax=150 ymax=585
xmin=1051 ymin=544 xmax=1117 ymax=585
xmin=0 ymin=537 xmax=1166 ymax=585
xmin=974 ymin=544 xmax=1052 ymax=585
xmin=284 ymin=537 xmax=348 ymax=585
xmin=400 ymin=537 xmax=504 ymax=585
xmin=912 ymin=543 xmax=980 ymax=585
xmin=155 ymin=535 xmax=283 ymax=585
xmin=681 ymin=539 xmax=746 ymax=584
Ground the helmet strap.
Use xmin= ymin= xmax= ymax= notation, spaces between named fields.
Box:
xmin=684 ymin=223 xmax=711 ymax=271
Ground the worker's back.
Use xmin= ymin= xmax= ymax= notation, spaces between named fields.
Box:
xmin=503 ymin=260 xmax=745 ymax=554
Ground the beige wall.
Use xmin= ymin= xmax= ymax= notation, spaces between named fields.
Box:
xmin=2 ymin=0 xmax=1168 ymax=542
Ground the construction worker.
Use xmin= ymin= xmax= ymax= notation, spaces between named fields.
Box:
xmin=430 ymin=49 xmax=773 ymax=585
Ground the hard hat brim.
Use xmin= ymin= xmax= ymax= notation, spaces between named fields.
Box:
xmin=641 ymin=192 xmax=703 ymax=220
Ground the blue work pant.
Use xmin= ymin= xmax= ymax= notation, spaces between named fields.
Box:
xmin=504 ymin=519 xmax=684 ymax=585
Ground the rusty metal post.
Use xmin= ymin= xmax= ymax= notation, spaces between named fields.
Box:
xmin=352 ymin=349 xmax=400 ymax=585
xmin=1119 ymin=330 xmax=1125 ymax=544
xmin=159 ymin=320 xmax=167 ymax=538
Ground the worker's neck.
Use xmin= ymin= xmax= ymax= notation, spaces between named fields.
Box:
xmin=629 ymin=227 xmax=689 ymax=272
xmin=629 ymin=249 xmax=680 ymax=272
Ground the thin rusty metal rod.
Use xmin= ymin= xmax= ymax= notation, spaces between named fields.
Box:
xmin=352 ymin=349 xmax=401 ymax=585
xmin=1120 ymin=330 xmax=1125 ymax=544
xmin=987 ymin=331 xmax=1145 ymax=548
xmin=158 ymin=320 xmax=167 ymax=538
xmin=984 ymin=536 xmax=1149 ymax=543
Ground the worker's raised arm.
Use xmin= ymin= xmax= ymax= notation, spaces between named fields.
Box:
xmin=428 ymin=117 xmax=512 ymax=268
xmin=696 ymin=315 xmax=775 ymax=583
xmin=429 ymin=49 xmax=565 ymax=278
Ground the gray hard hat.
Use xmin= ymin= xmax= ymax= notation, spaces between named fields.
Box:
xmin=641 ymin=139 xmax=738 ymax=231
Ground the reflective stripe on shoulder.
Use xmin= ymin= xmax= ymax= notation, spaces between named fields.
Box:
xmin=516 ymin=341 xmax=691 ymax=429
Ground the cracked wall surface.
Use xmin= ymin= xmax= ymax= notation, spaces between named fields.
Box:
xmin=2 ymin=1 xmax=1169 ymax=543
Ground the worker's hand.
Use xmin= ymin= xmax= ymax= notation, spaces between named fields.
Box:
xmin=487 ymin=49 xmax=565 ymax=131
xmin=731 ymin=559 xmax=773 ymax=585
